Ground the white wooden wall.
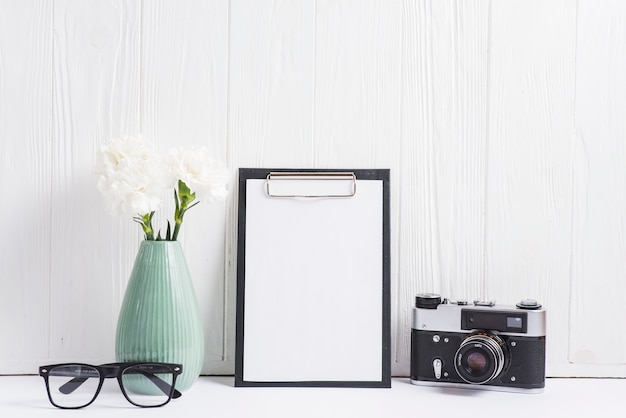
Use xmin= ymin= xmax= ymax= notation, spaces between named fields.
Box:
xmin=1 ymin=0 xmax=625 ymax=377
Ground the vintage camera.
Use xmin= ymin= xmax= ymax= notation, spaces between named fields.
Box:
xmin=410 ymin=293 xmax=546 ymax=393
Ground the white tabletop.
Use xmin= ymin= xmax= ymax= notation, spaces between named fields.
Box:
xmin=1 ymin=375 xmax=624 ymax=417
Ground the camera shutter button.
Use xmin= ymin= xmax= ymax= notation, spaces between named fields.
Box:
xmin=516 ymin=299 xmax=542 ymax=309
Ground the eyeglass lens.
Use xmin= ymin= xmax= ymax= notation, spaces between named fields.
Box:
xmin=47 ymin=365 xmax=101 ymax=408
xmin=121 ymin=364 xmax=176 ymax=407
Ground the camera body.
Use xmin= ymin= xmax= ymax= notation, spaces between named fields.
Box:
xmin=410 ymin=294 xmax=546 ymax=393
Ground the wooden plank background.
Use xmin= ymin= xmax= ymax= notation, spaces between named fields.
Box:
xmin=1 ymin=0 xmax=625 ymax=377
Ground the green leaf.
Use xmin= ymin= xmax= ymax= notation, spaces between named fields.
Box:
xmin=177 ymin=180 xmax=196 ymax=210
xmin=133 ymin=211 xmax=155 ymax=240
xmin=178 ymin=179 xmax=191 ymax=198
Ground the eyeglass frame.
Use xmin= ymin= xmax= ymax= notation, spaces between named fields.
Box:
xmin=39 ymin=362 xmax=183 ymax=409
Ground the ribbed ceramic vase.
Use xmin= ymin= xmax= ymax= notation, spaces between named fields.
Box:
xmin=115 ymin=240 xmax=204 ymax=392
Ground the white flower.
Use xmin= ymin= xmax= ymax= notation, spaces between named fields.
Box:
xmin=165 ymin=146 xmax=229 ymax=203
xmin=94 ymin=137 xmax=230 ymax=241
xmin=94 ymin=136 xmax=165 ymax=216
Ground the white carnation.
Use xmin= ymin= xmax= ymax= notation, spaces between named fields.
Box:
xmin=94 ymin=136 xmax=165 ymax=216
xmin=165 ymin=146 xmax=229 ymax=203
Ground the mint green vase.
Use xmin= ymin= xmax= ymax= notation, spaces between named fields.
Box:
xmin=115 ymin=241 xmax=204 ymax=392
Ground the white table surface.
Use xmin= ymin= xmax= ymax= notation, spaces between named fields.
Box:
xmin=1 ymin=376 xmax=624 ymax=417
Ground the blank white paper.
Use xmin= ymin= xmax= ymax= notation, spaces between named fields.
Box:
xmin=242 ymin=178 xmax=384 ymax=382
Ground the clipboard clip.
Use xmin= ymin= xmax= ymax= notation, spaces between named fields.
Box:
xmin=265 ymin=172 xmax=357 ymax=198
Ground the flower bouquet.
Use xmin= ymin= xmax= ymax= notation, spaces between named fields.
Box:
xmin=94 ymin=135 xmax=229 ymax=240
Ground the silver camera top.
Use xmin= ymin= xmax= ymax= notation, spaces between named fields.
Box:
xmin=412 ymin=293 xmax=546 ymax=338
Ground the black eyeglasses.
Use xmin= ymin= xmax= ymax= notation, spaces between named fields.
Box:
xmin=39 ymin=362 xmax=183 ymax=409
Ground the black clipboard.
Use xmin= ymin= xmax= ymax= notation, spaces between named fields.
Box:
xmin=235 ymin=168 xmax=390 ymax=387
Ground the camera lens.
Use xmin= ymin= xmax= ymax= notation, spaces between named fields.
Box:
xmin=454 ymin=333 xmax=506 ymax=385
xmin=466 ymin=352 xmax=488 ymax=374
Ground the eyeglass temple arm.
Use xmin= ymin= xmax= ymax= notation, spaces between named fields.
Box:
xmin=58 ymin=371 xmax=182 ymax=399
xmin=136 ymin=370 xmax=183 ymax=399
xmin=58 ymin=377 xmax=88 ymax=395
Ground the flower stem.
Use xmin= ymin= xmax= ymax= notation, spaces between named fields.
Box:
xmin=171 ymin=180 xmax=198 ymax=241
xmin=172 ymin=218 xmax=182 ymax=241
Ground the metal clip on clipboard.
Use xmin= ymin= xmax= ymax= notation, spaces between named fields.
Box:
xmin=265 ymin=172 xmax=357 ymax=198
